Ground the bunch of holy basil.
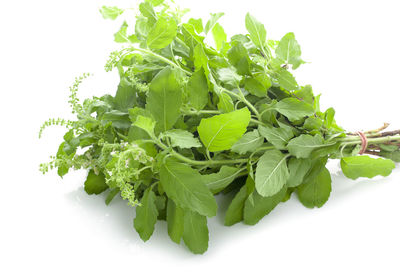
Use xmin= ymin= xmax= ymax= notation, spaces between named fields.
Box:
xmin=40 ymin=1 xmax=400 ymax=254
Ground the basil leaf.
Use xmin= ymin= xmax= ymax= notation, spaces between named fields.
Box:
xmin=134 ymin=188 xmax=158 ymax=241
xmin=84 ymin=170 xmax=108 ymax=195
xmin=340 ymin=156 xmax=395 ymax=180
xmin=182 ymin=210 xmax=209 ymax=254
xmin=297 ymin=167 xmax=331 ymax=208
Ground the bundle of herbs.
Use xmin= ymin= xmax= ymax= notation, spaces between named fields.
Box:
xmin=40 ymin=1 xmax=400 ymax=254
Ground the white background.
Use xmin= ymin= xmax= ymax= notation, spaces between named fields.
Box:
xmin=1 ymin=0 xmax=400 ymax=275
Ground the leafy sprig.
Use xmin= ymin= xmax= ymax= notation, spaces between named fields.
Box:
xmin=40 ymin=0 xmax=400 ymax=254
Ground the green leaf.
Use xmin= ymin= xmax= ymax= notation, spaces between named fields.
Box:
xmin=287 ymin=158 xmax=312 ymax=188
xmin=275 ymin=68 xmax=298 ymax=91
xmin=216 ymin=67 xmax=242 ymax=87
xmin=231 ymin=129 xmax=264 ymax=154
xmin=297 ymin=167 xmax=331 ymax=208
xmin=258 ymin=125 xmax=293 ymax=150
xmin=159 ymin=158 xmax=217 ymax=217
xmin=324 ymin=107 xmax=335 ymax=128
xmin=224 ymin=177 xmax=252 ymax=226
xmin=99 ymin=6 xmax=124 ymax=20
xmin=204 ymin=12 xmax=224 ymax=34
xmin=187 ymin=69 xmax=209 ymax=110
xmin=244 ymin=185 xmax=287 ymax=225
xmin=294 ymin=85 xmax=314 ymax=104
xmin=105 ymin=188 xmax=119 ymax=205
xmin=380 ymin=150 xmax=400 ymax=162
xmin=287 ymin=134 xmax=325 ymax=158
xmin=114 ymin=79 xmax=136 ymax=112
xmin=340 ymin=156 xmax=395 ymax=180
xmin=146 ymin=67 xmax=182 ymax=132
xmin=303 ymin=117 xmax=323 ymax=131
xmin=202 ymin=166 xmax=241 ymax=193
xmin=161 ymin=129 xmax=202 ymax=149
xmin=274 ymin=98 xmax=314 ymax=122
xmin=134 ymin=188 xmax=158 ymax=241
xmin=255 ymin=150 xmax=289 ymax=197
xmin=102 ymin=110 xmax=131 ymax=129
xmin=114 ymin=21 xmax=139 ymax=43
xmin=198 ymin=108 xmax=251 ymax=152
xmin=227 ymin=42 xmax=251 ymax=75
xmin=275 ymin=32 xmax=303 ymax=69
xmin=84 ymin=170 xmax=108 ymax=195
xmin=217 ymin=92 xmax=234 ymax=113
xmin=211 ymin=23 xmax=227 ymax=51
xmin=133 ymin=115 xmax=156 ymax=138
xmin=182 ymin=210 xmax=209 ymax=254
xmin=244 ymin=76 xmax=271 ymax=97
xmin=188 ymin=18 xmax=203 ymax=33
xmin=193 ymin=44 xmax=211 ymax=81
xmin=166 ymin=199 xmax=184 ymax=244
xmin=245 ymin=13 xmax=267 ymax=48
xmin=147 ymin=17 xmax=177 ymax=49
xmin=139 ymin=2 xmax=157 ymax=26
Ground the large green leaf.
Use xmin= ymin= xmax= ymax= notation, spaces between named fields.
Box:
xmin=147 ymin=17 xmax=177 ymax=49
xmin=166 ymin=199 xmax=184 ymax=244
xmin=340 ymin=156 xmax=395 ymax=180
xmin=182 ymin=210 xmax=209 ymax=254
xmin=255 ymin=150 xmax=289 ymax=197
xmin=134 ymin=188 xmax=158 ymax=241
xmin=146 ymin=67 xmax=182 ymax=132
xmin=245 ymin=13 xmax=266 ymax=48
xmin=274 ymin=97 xmax=314 ymax=122
xmin=198 ymin=108 xmax=251 ymax=152
xmin=84 ymin=170 xmax=108 ymax=195
xmin=159 ymin=158 xmax=217 ymax=217
xmin=297 ymin=167 xmax=331 ymax=208
xmin=227 ymin=41 xmax=251 ymax=75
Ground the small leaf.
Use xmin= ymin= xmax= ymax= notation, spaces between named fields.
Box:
xmin=166 ymin=199 xmax=184 ymax=244
xmin=188 ymin=18 xmax=203 ymax=33
xmin=258 ymin=125 xmax=293 ymax=150
xmin=139 ymin=2 xmax=157 ymax=26
xmin=159 ymin=158 xmax=217 ymax=217
xmin=134 ymin=188 xmax=158 ymax=241
xmin=114 ymin=21 xmax=139 ymax=43
xmin=161 ymin=129 xmax=202 ymax=149
xmin=147 ymin=17 xmax=177 ymax=49
xmin=340 ymin=156 xmax=395 ymax=180
xmin=275 ymin=32 xmax=303 ymax=69
xmin=227 ymin=42 xmax=251 ymax=75
xmin=204 ymin=12 xmax=224 ymax=34
xmin=231 ymin=129 xmax=264 ymax=154
xmin=275 ymin=68 xmax=298 ymax=91
xmin=255 ymin=150 xmax=289 ymax=197
xmin=198 ymin=108 xmax=251 ymax=152
xmin=245 ymin=13 xmax=267 ymax=48
xmin=187 ymin=69 xmax=209 ymax=110
xmin=84 ymin=170 xmax=108 ymax=195
xmin=182 ymin=210 xmax=209 ymax=254
xmin=133 ymin=115 xmax=156 ymax=138
xmin=99 ymin=6 xmax=124 ymax=20
xmin=217 ymin=92 xmax=234 ymax=113
xmin=274 ymin=98 xmax=314 ymax=122
xmin=211 ymin=23 xmax=227 ymax=51
xmin=297 ymin=167 xmax=331 ymax=208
